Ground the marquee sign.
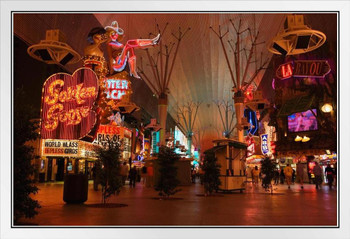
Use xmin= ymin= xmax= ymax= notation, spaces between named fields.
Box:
xmin=40 ymin=68 xmax=99 ymax=139
xmin=276 ymin=60 xmax=331 ymax=79
xmin=42 ymin=139 xmax=79 ymax=156
xmin=41 ymin=139 xmax=97 ymax=158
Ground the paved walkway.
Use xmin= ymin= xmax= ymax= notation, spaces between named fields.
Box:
xmin=19 ymin=180 xmax=337 ymax=226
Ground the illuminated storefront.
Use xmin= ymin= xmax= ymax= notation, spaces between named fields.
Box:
xmin=174 ymin=126 xmax=191 ymax=156
xmin=39 ymin=139 xmax=98 ymax=182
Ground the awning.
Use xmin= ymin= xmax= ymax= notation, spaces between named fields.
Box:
xmin=228 ymin=141 xmax=248 ymax=149
xmin=277 ymin=94 xmax=315 ymax=117
xmin=204 ymin=145 xmax=226 ymax=154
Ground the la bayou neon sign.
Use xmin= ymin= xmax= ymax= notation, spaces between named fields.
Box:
xmin=41 ymin=68 xmax=99 ymax=139
xmin=276 ymin=60 xmax=331 ymax=79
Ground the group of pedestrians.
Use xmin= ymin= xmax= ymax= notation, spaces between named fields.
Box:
xmin=120 ymin=162 xmax=150 ymax=188
xmin=120 ymin=162 xmax=138 ymax=187
xmin=92 ymin=161 xmax=154 ymax=190
xmin=248 ymin=162 xmax=336 ymax=190
xmin=191 ymin=167 xmax=204 ymax=184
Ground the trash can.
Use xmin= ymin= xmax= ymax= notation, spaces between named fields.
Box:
xmin=39 ymin=173 xmax=46 ymax=182
xmin=63 ymin=174 xmax=88 ymax=203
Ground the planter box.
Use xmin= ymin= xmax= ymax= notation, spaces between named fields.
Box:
xmin=63 ymin=174 xmax=88 ymax=203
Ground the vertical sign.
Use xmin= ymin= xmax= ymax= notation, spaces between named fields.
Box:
xmin=261 ymin=134 xmax=269 ymax=155
xmin=245 ymin=136 xmax=255 ymax=157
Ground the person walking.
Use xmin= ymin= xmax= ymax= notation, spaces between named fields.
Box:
xmin=120 ymin=162 xmax=129 ymax=185
xmin=280 ymin=168 xmax=285 ymax=184
xmin=129 ymin=166 xmax=137 ymax=188
xmin=273 ymin=168 xmax=279 ymax=185
xmin=284 ymin=164 xmax=293 ymax=189
xmin=141 ymin=165 xmax=147 ymax=185
xmin=313 ymin=162 xmax=323 ymax=189
xmin=146 ymin=164 xmax=154 ymax=188
xmin=246 ymin=166 xmax=252 ymax=183
xmin=92 ymin=165 xmax=98 ymax=191
xmin=296 ymin=161 xmax=306 ymax=189
xmin=292 ymin=169 xmax=296 ymax=184
xmin=191 ymin=168 xmax=197 ymax=183
xmin=325 ymin=164 xmax=334 ymax=189
xmin=198 ymin=166 xmax=204 ymax=185
xmin=333 ymin=162 xmax=337 ymax=187
xmin=252 ymin=166 xmax=260 ymax=185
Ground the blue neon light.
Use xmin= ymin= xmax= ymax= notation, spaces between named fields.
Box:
xmin=245 ymin=109 xmax=258 ymax=135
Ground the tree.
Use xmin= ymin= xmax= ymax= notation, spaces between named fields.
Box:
xmin=260 ymin=157 xmax=276 ymax=193
xmin=154 ymin=146 xmax=180 ymax=198
xmin=94 ymin=141 xmax=123 ymax=204
xmin=14 ymin=88 xmax=41 ymax=224
xmin=202 ymin=152 xmax=221 ymax=195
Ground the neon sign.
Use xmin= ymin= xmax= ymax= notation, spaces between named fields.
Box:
xmin=246 ymin=136 xmax=255 ymax=157
xmin=244 ymin=108 xmax=258 ymax=135
xmin=41 ymin=68 xmax=99 ymax=139
xmin=276 ymin=60 xmax=331 ymax=79
xmin=261 ymin=134 xmax=269 ymax=155
xmin=105 ymin=21 xmax=160 ymax=78
xmin=281 ymin=63 xmax=293 ymax=79
xmin=105 ymin=78 xmax=130 ymax=100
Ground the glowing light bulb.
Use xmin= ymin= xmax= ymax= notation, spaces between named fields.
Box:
xmin=321 ymin=103 xmax=333 ymax=113
xmin=295 ymin=135 xmax=302 ymax=142
xmin=302 ymin=136 xmax=310 ymax=142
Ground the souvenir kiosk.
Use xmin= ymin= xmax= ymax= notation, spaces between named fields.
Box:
xmin=205 ymin=139 xmax=247 ymax=192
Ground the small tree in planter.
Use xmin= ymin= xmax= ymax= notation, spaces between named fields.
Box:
xmin=154 ymin=146 xmax=181 ymax=198
xmin=94 ymin=141 xmax=123 ymax=204
xmin=14 ymin=88 xmax=41 ymax=224
xmin=202 ymin=152 xmax=221 ymax=196
xmin=260 ymin=157 xmax=277 ymax=194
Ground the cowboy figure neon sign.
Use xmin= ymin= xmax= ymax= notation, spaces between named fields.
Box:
xmin=105 ymin=21 xmax=160 ymax=78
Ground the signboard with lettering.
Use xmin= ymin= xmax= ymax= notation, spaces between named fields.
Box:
xmin=93 ymin=124 xmax=132 ymax=148
xmin=276 ymin=60 xmax=331 ymax=79
xmin=42 ymin=140 xmax=79 ymax=156
xmin=104 ymin=71 xmax=132 ymax=101
xmin=105 ymin=78 xmax=131 ymax=100
xmin=42 ymin=139 xmax=98 ymax=158
xmin=40 ymin=68 xmax=99 ymax=139
xmin=260 ymin=134 xmax=269 ymax=155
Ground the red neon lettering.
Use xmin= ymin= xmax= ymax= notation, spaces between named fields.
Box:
xmin=282 ymin=64 xmax=293 ymax=78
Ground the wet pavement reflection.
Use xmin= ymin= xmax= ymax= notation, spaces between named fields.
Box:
xmin=19 ymin=180 xmax=337 ymax=226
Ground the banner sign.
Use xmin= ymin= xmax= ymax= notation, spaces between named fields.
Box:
xmin=261 ymin=134 xmax=269 ymax=155
xmin=276 ymin=60 xmax=331 ymax=79
xmin=40 ymin=68 xmax=99 ymax=139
